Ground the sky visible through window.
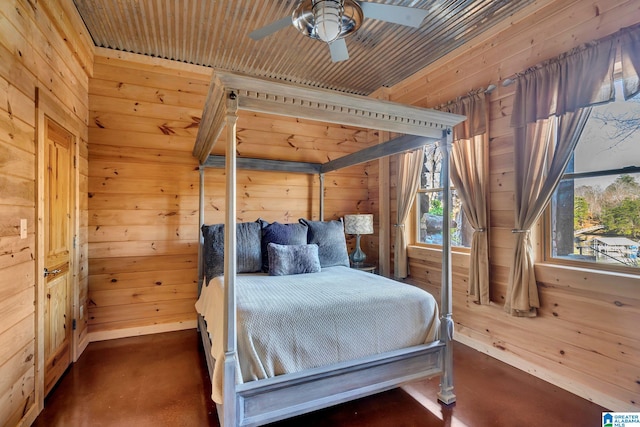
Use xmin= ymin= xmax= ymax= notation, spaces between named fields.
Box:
xmin=552 ymin=80 xmax=640 ymax=269
xmin=574 ymin=81 xmax=640 ymax=187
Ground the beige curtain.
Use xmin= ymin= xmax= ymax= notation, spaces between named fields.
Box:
xmin=508 ymin=111 xmax=593 ymax=315
xmin=394 ymin=147 xmax=424 ymax=279
xmin=506 ymin=38 xmax=617 ymax=316
xmin=438 ymin=91 xmax=490 ymax=304
xmin=620 ymin=24 xmax=640 ymax=99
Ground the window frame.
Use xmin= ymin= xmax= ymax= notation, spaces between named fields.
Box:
xmin=543 ymin=218 xmax=640 ymax=276
xmin=543 ymin=132 xmax=640 ymax=275
xmin=411 ymin=146 xmax=471 ymax=252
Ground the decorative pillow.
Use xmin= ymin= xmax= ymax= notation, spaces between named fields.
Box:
xmin=257 ymin=219 xmax=308 ymax=272
xmin=267 ymin=243 xmax=321 ymax=276
xmin=201 ymin=222 xmax=262 ymax=284
xmin=299 ymin=218 xmax=350 ymax=268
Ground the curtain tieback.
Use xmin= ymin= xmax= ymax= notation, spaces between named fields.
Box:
xmin=511 ymin=229 xmax=529 ymax=233
xmin=475 ymin=228 xmax=487 ymax=232
xmin=394 ymin=223 xmax=405 ymax=228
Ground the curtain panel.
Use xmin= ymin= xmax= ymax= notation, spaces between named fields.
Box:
xmin=506 ymin=23 xmax=640 ymax=316
xmin=437 ymin=91 xmax=491 ymax=304
xmin=620 ymin=24 xmax=640 ymax=99
xmin=508 ymin=110 xmax=592 ymax=316
xmin=394 ymin=147 xmax=424 ymax=279
xmin=511 ymin=40 xmax=616 ymax=128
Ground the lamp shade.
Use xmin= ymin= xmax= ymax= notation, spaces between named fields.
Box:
xmin=313 ymin=0 xmax=342 ymax=42
xmin=344 ymin=214 xmax=374 ymax=235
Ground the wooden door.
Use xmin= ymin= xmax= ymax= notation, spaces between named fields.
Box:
xmin=43 ymin=118 xmax=73 ymax=396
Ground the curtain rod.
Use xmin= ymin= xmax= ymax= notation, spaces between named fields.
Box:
xmin=434 ymin=86 xmax=491 ymax=111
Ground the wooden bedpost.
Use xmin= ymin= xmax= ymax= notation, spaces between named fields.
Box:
xmin=222 ymin=90 xmax=239 ymax=426
xmin=437 ymin=129 xmax=456 ymax=405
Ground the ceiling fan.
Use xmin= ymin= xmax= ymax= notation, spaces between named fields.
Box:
xmin=249 ymin=0 xmax=429 ymax=62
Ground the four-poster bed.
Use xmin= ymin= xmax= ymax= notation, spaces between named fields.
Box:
xmin=192 ymin=71 xmax=465 ymax=427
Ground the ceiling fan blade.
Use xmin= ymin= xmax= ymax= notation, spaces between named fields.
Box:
xmin=358 ymin=2 xmax=428 ymax=28
xmin=329 ymin=38 xmax=349 ymax=62
xmin=249 ymin=16 xmax=292 ymax=40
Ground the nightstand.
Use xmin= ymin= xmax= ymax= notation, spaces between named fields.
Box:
xmin=350 ymin=262 xmax=377 ymax=274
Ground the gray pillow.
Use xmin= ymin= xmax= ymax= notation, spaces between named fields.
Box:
xmin=267 ymin=243 xmax=321 ymax=276
xmin=258 ymin=219 xmax=308 ymax=272
xmin=299 ymin=218 xmax=350 ymax=268
xmin=201 ymin=222 xmax=262 ymax=284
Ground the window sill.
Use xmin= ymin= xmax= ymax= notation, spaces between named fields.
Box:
xmin=535 ymin=261 xmax=639 ymax=278
xmin=409 ymin=243 xmax=471 ymax=255
xmin=541 ymin=253 xmax=639 ymax=275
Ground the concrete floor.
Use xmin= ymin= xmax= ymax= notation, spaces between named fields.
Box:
xmin=33 ymin=329 xmax=607 ymax=427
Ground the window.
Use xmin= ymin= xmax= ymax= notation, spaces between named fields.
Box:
xmin=548 ymin=81 xmax=640 ymax=271
xmin=415 ymin=145 xmax=471 ymax=248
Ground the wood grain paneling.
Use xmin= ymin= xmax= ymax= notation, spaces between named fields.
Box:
xmin=390 ymin=0 xmax=640 ymax=411
xmin=87 ymin=50 xmax=374 ymax=338
xmin=0 ymin=0 xmax=91 ymax=424
xmin=4 ymin=0 xmax=637 ymax=421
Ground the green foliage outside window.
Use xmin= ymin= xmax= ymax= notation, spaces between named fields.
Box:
xmin=574 ymin=196 xmax=589 ymax=229
xmin=601 ymin=197 xmax=640 ymax=239
xmin=429 ymin=199 xmax=443 ymax=216
xmin=575 ymin=175 xmax=640 ymax=239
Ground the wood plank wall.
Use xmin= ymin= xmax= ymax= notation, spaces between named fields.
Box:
xmin=0 ymin=0 xmax=91 ymax=425
xmin=387 ymin=0 xmax=640 ymax=411
xmin=5 ymin=0 xmax=636 ymax=421
xmin=87 ymin=51 xmax=211 ymax=340
xmin=87 ymin=49 xmax=375 ymax=340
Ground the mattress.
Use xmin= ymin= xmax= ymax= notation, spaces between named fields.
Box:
xmin=195 ymin=265 xmax=440 ymax=404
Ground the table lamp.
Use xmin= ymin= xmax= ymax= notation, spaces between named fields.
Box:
xmin=344 ymin=214 xmax=374 ymax=264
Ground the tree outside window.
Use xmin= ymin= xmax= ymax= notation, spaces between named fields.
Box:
xmin=415 ymin=145 xmax=471 ymax=248
xmin=550 ymin=81 xmax=640 ymax=270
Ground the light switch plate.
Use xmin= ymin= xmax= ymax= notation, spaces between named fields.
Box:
xmin=20 ymin=219 xmax=27 ymax=239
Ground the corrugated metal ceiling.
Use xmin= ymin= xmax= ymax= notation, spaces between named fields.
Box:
xmin=73 ymin=0 xmax=534 ymax=95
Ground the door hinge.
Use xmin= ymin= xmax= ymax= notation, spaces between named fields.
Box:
xmin=72 ymin=319 xmax=77 ymax=330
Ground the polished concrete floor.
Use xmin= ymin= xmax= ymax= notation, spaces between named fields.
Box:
xmin=33 ymin=329 xmax=607 ymax=427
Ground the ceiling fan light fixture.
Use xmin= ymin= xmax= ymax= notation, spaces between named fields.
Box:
xmin=313 ymin=0 xmax=342 ymax=42
xmin=293 ymin=0 xmax=363 ymax=43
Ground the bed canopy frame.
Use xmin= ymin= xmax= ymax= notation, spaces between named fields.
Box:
xmin=193 ymin=70 xmax=465 ymax=427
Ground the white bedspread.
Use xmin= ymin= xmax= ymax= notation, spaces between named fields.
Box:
xmin=195 ymin=266 xmax=440 ymax=404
